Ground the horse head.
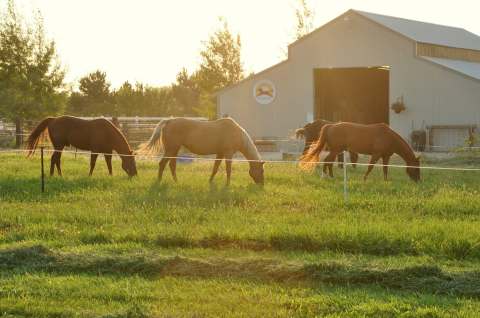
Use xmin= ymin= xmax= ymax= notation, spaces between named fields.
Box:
xmin=249 ymin=160 xmax=265 ymax=185
xmin=295 ymin=128 xmax=305 ymax=139
xmin=406 ymin=156 xmax=421 ymax=182
xmin=121 ymin=150 xmax=138 ymax=177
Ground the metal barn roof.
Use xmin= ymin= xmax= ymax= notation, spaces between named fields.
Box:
xmin=355 ymin=10 xmax=480 ymax=50
xmin=421 ymin=56 xmax=480 ymax=80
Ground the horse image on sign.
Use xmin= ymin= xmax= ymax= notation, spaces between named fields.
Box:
xmin=253 ymin=80 xmax=275 ymax=105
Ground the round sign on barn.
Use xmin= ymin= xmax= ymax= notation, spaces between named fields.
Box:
xmin=253 ymin=80 xmax=276 ymax=105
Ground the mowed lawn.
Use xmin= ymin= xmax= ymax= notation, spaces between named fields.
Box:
xmin=1 ymin=152 xmax=480 ymax=317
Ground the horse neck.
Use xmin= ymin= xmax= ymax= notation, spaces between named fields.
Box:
xmin=111 ymin=128 xmax=131 ymax=156
xmin=392 ymin=132 xmax=416 ymax=164
xmin=239 ymin=130 xmax=261 ymax=165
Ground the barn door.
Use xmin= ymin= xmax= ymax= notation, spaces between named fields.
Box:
xmin=314 ymin=67 xmax=389 ymax=124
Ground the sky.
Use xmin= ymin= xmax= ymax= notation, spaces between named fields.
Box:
xmin=7 ymin=0 xmax=480 ymax=88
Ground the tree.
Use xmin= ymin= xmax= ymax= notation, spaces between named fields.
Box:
xmin=294 ymin=0 xmax=315 ymax=40
xmin=113 ymin=81 xmax=175 ymax=116
xmin=196 ymin=18 xmax=245 ymax=118
xmin=77 ymin=70 xmax=113 ymax=115
xmin=171 ymin=68 xmax=200 ymax=116
xmin=114 ymin=81 xmax=136 ymax=116
xmin=0 ymin=0 xmax=66 ymax=147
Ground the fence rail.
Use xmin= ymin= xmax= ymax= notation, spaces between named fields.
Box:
xmin=1 ymin=148 xmax=478 ymax=198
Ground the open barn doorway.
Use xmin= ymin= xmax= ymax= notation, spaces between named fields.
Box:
xmin=314 ymin=67 xmax=390 ymax=124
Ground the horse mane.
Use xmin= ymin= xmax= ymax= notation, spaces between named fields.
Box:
xmin=388 ymin=126 xmax=416 ymax=159
xmin=230 ymin=119 xmax=260 ymax=161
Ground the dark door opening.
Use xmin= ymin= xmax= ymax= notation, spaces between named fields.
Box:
xmin=314 ymin=67 xmax=389 ymax=124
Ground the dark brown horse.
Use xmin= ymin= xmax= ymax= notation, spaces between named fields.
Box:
xmin=300 ymin=122 xmax=420 ymax=182
xmin=139 ymin=117 xmax=264 ymax=185
xmin=27 ymin=116 xmax=137 ymax=177
xmin=296 ymin=119 xmax=358 ymax=168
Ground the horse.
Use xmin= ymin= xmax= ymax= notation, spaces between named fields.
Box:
xmin=300 ymin=122 xmax=420 ymax=182
xmin=27 ymin=116 xmax=137 ymax=177
xmin=295 ymin=119 xmax=358 ymax=168
xmin=139 ymin=117 xmax=264 ymax=185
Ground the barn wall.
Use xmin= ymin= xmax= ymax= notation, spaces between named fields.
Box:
xmin=218 ymin=11 xmax=480 ymax=142
xmin=217 ymin=61 xmax=295 ymax=138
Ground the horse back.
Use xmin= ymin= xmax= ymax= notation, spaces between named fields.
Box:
xmin=163 ymin=117 xmax=245 ymax=154
xmin=48 ymin=116 xmax=122 ymax=151
xmin=327 ymin=122 xmax=394 ymax=154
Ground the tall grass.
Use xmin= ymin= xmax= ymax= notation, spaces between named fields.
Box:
xmin=1 ymin=152 xmax=480 ymax=316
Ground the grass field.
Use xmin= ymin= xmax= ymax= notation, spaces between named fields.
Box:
xmin=1 ymin=151 xmax=480 ymax=317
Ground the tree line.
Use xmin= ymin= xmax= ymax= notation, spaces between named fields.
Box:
xmin=0 ymin=1 xmax=245 ymax=144
xmin=68 ymin=18 xmax=244 ymax=119
xmin=0 ymin=0 xmax=315 ymax=146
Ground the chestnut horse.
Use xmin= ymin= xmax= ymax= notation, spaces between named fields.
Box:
xmin=27 ymin=116 xmax=137 ymax=177
xmin=300 ymin=122 xmax=420 ymax=182
xmin=139 ymin=117 xmax=264 ymax=185
xmin=295 ymin=119 xmax=358 ymax=167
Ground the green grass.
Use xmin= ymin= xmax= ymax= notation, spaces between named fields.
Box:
xmin=1 ymin=152 xmax=480 ymax=317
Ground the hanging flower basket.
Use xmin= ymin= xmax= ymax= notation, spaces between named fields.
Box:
xmin=391 ymin=96 xmax=406 ymax=114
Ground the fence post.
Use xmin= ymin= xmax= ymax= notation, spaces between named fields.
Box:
xmin=343 ymin=150 xmax=348 ymax=203
xmin=15 ymin=118 xmax=23 ymax=148
xmin=40 ymin=147 xmax=45 ymax=193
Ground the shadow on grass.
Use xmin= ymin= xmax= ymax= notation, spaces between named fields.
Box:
xmin=0 ymin=175 xmax=115 ymax=202
xmin=120 ymin=179 xmax=265 ymax=210
xmin=107 ymin=231 xmax=480 ymax=261
xmin=1 ymin=244 xmax=480 ymax=299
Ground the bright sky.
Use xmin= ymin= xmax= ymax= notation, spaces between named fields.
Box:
xmin=8 ymin=0 xmax=480 ymax=88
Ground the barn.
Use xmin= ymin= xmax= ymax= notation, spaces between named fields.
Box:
xmin=217 ymin=9 xmax=480 ymax=150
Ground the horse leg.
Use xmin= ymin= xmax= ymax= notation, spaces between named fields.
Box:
xmin=166 ymin=147 xmax=180 ymax=182
xmin=364 ymin=154 xmax=381 ymax=181
xmin=350 ymin=152 xmax=358 ymax=169
xmin=382 ymin=155 xmax=391 ymax=181
xmin=209 ymin=154 xmax=224 ymax=183
xmin=337 ymin=152 xmax=344 ymax=169
xmin=322 ymin=159 xmax=329 ymax=178
xmin=104 ymin=153 xmax=113 ymax=176
xmin=224 ymin=153 xmax=233 ymax=186
xmin=325 ymin=151 xmax=339 ymax=178
xmin=169 ymin=158 xmax=178 ymax=182
xmin=158 ymin=157 xmax=170 ymax=181
xmin=54 ymin=146 xmax=64 ymax=176
xmin=56 ymin=152 xmax=62 ymax=176
xmin=50 ymin=152 xmax=57 ymax=176
xmin=89 ymin=154 xmax=98 ymax=176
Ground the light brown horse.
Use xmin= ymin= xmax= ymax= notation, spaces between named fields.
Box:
xmin=27 ymin=116 xmax=137 ymax=177
xmin=300 ymin=122 xmax=420 ymax=182
xmin=139 ymin=117 xmax=264 ymax=185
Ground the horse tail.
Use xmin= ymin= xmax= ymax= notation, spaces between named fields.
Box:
xmin=299 ymin=124 xmax=330 ymax=171
xmin=138 ymin=119 xmax=168 ymax=155
xmin=26 ymin=117 xmax=54 ymax=157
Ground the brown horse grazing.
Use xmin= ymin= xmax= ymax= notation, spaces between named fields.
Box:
xmin=295 ymin=119 xmax=358 ymax=168
xmin=300 ymin=122 xmax=420 ymax=182
xmin=139 ymin=117 xmax=264 ymax=185
xmin=27 ymin=116 xmax=137 ymax=177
